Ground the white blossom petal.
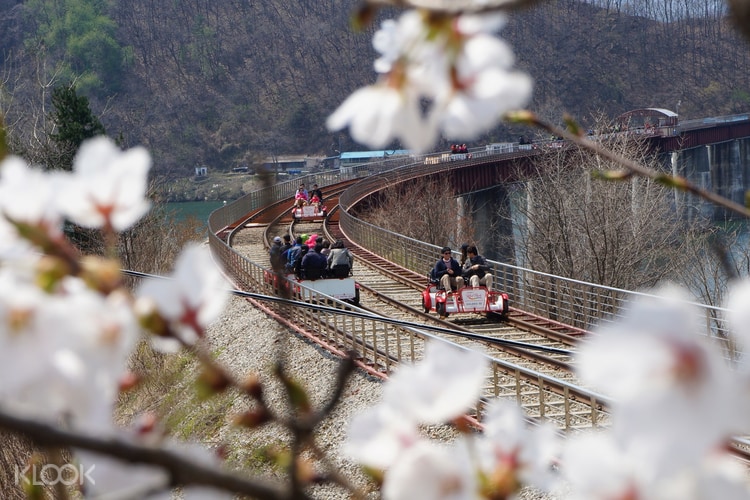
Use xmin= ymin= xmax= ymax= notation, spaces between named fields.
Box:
xmin=384 ymin=341 xmax=487 ymax=424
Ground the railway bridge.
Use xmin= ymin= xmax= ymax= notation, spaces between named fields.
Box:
xmin=206 ymin=113 xmax=750 ymax=453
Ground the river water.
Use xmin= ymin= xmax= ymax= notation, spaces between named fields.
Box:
xmin=163 ymin=201 xmax=225 ymax=225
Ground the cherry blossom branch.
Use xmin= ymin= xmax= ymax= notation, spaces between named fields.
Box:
xmin=509 ymin=110 xmax=750 ymax=219
xmin=0 ymin=409 xmax=296 ymax=499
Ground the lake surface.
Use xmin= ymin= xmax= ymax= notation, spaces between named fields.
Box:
xmin=164 ymin=201 xmax=225 ymax=225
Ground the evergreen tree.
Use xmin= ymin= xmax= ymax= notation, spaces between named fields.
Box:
xmin=49 ymin=84 xmax=105 ymax=171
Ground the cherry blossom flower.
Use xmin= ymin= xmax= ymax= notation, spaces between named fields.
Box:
xmin=436 ymin=35 xmax=532 ymax=139
xmin=383 ymin=340 xmax=487 ymax=423
xmin=60 ymin=136 xmax=151 ymax=232
xmin=575 ymin=285 xmax=746 ymax=474
xmin=343 ymin=402 xmax=420 ymax=469
xmin=325 ymin=84 xmax=432 ymax=152
xmin=724 ymin=279 xmax=750 ymax=358
xmin=475 ymin=400 xmax=560 ymax=496
xmin=136 ymin=243 xmax=229 ymax=351
xmin=557 ymin=431 xmax=651 ymax=500
xmin=0 ymin=156 xmax=67 ymax=236
xmin=382 ymin=440 xmax=476 ymax=500
xmin=0 ymin=272 xmax=139 ymax=430
xmin=559 ymin=432 xmax=750 ymax=500
xmin=327 ymin=9 xmax=531 ymax=152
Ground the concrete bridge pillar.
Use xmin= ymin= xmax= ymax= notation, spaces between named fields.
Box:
xmin=460 ymin=186 xmax=515 ymax=263
xmin=667 ymin=137 xmax=750 ymax=220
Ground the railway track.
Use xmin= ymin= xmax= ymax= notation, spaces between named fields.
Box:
xmin=227 ymin=181 xmax=608 ymax=431
xmin=218 ymin=180 xmax=750 ymax=464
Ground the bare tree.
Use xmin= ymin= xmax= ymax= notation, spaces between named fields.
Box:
xmin=363 ymin=176 xmax=476 ymax=252
xmin=498 ymin=133 xmax=697 ymax=292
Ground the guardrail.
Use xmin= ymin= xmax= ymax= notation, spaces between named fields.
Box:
xmin=336 ymin=156 xmax=732 ymax=344
xmin=208 ymin=209 xmax=613 ymax=431
xmin=208 ymin=149 xmax=731 ymax=343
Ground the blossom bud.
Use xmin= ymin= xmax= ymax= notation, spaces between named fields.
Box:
xmin=591 ymin=169 xmax=631 ymax=181
xmin=656 ymin=173 xmax=688 ymax=190
xmin=233 ymin=408 xmax=271 ymax=428
xmin=563 ymin=113 xmax=583 ymax=136
xmin=481 ymin=455 xmax=522 ymax=500
xmin=450 ymin=415 xmax=475 ymax=434
xmin=80 ymin=255 xmax=122 ymax=293
xmin=133 ymin=297 xmax=170 ymax=337
xmin=119 ymin=371 xmax=140 ymax=392
xmin=352 ymin=4 xmax=376 ymax=31
xmin=295 ymin=457 xmax=318 ymax=484
xmin=196 ymin=365 xmax=231 ymax=399
xmin=35 ymin=255 xmax=72 ymax=292
xmin=504 ymin=110 xmax=537 ymax=125
xmin=240 ymin=373 xmax=263 ymax=399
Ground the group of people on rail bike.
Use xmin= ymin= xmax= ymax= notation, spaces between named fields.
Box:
xmin=432 ymin=244 xmax=493 ymax=293
xmin=294 ymin=183 xmax=324 ymax=210
xmin=269 ymin=234 xmax=353 ymax=280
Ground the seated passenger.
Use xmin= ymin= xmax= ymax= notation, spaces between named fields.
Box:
xmin=310 ymin=194 xmax=321 ymax=211
xmin=462 ymin=245 xmax=493 ymax=289
xmin=269 ymin=236 xmax=284 ymax=272
xmin=310 ymin=184 xmax=324 ymax=203
xmin=300 ymin=244 xmax=327 ymax=280
xmin=294 ymin=187 xmax=308 ymax=208
xmin=285 ymin=236 xmax=304 ymax=274
xmin=327 ymin=240 xmax=353 ymax=278
xmin=434 ymin=246 xmax=464 ymax=293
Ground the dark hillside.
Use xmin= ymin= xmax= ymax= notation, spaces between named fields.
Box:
xmin=508 ymin=1 xmax=750 ymax=121
xmin=2 ymin=0 xmax=749 ymax=177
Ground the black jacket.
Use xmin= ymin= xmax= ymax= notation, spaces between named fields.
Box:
xmin=434 ymin=257 xmax=462 ymax=280
xmin=462 ymin=255 xmax=490 ymax=279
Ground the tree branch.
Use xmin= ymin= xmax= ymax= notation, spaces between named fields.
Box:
xmin=0 ymin=410 xmax=291 ymax=499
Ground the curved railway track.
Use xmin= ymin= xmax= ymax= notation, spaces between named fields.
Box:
xmin=228 ymin=182 xmax=603 ymax=423
xmin=235 ymin=184 xmax=580 ymax=378
xmin=220 ymin=179 xmax=750 ymax=464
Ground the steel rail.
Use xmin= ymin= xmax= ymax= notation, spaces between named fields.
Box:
xmin=216 ymin=186 xmax=613 ymax=431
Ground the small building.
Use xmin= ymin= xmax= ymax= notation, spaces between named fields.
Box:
xmin=339 ymin=150 xmax=411 ymax=168
xmin=261 ymin=155 xmax=323 ymax=173
xmin=195 ymin=166 xmax=208 ymax=177
xmin=616 ymin=108 xmax=679 ymax=130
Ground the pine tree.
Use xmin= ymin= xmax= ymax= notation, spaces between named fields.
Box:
xmin=49 ymin=85 xmax=105 ymax=171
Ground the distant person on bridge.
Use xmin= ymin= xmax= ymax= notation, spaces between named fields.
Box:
xmin=434 ymin=246 xmax=464 ymax=296
xmin=300 ymin=243 xmax=327 ymax=280
xmin=328 ymin=240 xmax=354 ymax=278
xmin=462 ymin=245 xmax=493 ymax=290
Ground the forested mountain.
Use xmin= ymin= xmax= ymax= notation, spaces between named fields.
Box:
xmin=1 ymin=0 xmax=748 ymax=178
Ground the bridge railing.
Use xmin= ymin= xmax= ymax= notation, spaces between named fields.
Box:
xmin=337 ymin=161 xmax=732 ymax=344
xmin=208 ymin=150 xmax=732 ymax=344
xmin=208 ymin=217 xmax=613 ymax=431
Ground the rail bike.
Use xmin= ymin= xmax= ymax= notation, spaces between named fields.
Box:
xmin=264 ymin=269 xmax=360 ymax=305
xmin=421 ymin=269 xmax=509 ymax=319
xmin=291 ymin=204 xmax=327 ymax=219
